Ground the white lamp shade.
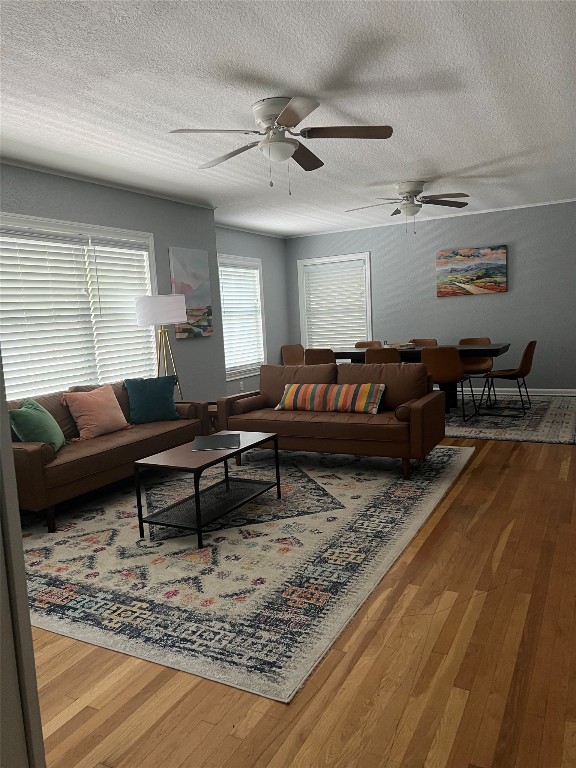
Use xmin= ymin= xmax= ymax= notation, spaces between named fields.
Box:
xmin=135 ymin=294 xmax=187 ymax=326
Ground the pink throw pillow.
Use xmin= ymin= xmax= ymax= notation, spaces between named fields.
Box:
xmin=62 ymin=384 xmax=130 ymax=440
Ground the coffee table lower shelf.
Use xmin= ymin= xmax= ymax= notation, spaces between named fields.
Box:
xmin=135 ymin=431 xmax=281 ymax=548
xmin=141 ymin=477 xmax=277 ymax=535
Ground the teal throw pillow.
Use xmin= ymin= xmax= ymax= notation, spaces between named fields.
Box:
xmin=9 ymin=399 xmax=67 ymax=451
xmin=124 ymin=376 xmax=180 ymax=424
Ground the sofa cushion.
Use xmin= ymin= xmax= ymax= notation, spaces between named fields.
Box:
xmin=43 ymin=419 xmax=199 ymax=488
xmin=124 ymin=376 xmax=180 ymax=424
xmin=9 ymin=399 xmax=67 ymax=451
xmin=336 ymin=363 xmax=429 ymax=409
xmin=259 ymin=364 xmax=337 ymax=407
xmin=227 ymin=408 xmax=409 ymax=443
xmin=62 ymin=384 xmax=130 ymax=439
xmin=275 ymin=382 xmax=385 ymax=414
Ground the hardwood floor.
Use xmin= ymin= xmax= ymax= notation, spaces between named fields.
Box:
xmin=31 ymin=439 xmax=576 ymax=768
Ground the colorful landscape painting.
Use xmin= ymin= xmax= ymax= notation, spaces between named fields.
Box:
xmin=435 ymin=244 xmax=507 ymax=298
xmin=169 ymin=247 xmax=213 ymax=338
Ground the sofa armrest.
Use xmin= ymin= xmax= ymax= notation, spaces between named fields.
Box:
xmin=394 ymin=398 xmax=418 ymax=422
xmin=12 ymin=442 xmax=56 ymax=511
xmin=406 ymin=391 xmax=446 ymax=457
xmin=175 ymin=401 xmax=210 ymax=435
xmin=216 ymin=391 xmax=261 ymax=431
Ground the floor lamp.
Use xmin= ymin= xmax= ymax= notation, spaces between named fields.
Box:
xmin=135 ymin=294 xmax=187 ymax=398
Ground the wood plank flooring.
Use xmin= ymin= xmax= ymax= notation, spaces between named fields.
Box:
xmin=31 ymin=438 xmax=576 ymax=768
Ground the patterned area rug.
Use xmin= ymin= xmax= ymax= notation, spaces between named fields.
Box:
xmin=445 ymin=395 xmax=576 ymax=444
xmin=23 ymin=446 xmax=473 ymax=702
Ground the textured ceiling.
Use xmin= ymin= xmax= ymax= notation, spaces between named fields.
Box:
xmin=1 ymin=1 xmax=575 ymax=237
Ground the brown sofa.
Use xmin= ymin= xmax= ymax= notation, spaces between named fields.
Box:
xmin=8 ymin=381 xmax=209 ymax=532
xmin=217 ymin=363 xmax=445 ymax=478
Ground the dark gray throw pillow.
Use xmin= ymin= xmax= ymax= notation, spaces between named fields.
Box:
xmin=123 ymin=376 xmax=180 ymax=424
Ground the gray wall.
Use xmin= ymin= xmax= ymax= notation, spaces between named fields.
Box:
xmin=216 ymin=226 xmax=290 ymax=394
xmin=286 ymin=202 xmax=576 ymax=391
xmin=0 ymin=163 xmax=226 ymax=401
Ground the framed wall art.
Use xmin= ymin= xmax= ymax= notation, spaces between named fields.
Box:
xmin=169 ymin=247 xmax=213 ymax=337
xmin=435 ymin=244 xmax=507 ymax=298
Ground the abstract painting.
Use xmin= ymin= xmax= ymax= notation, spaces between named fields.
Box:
xmin=435 ymin=244 xmax=507 ymax=298
xmin=169 ymin=247 xmax=213 ymax=337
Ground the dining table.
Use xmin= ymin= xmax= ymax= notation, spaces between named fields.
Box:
xmin=332 ymin=343 xmax=511 ymax=411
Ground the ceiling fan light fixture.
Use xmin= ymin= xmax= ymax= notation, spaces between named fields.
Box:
xmin=258 ymin=129 xmax=299 ymax=163
xmin=401 ymin=202 xmax=422 ymax=217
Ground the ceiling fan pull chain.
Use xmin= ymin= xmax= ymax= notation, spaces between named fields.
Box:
xmin=288 ymin=162 xmax=292 ymax=196
xmin=269 ymin=161 xmax=273 ymax=188
xmin=413 ymin=215 xmax=417 ymax=235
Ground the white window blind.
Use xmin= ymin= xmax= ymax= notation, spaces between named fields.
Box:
xmin=218 ymin=255 xmax=265 ymax=379
xmin=298 ymin=253 xmax=371 ymax=348
xmin=0 ymin=225 xmax=157 ymax=399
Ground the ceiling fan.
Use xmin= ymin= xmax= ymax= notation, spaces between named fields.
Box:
xmin=170 ymin=96 xmax=393 ymax=171
xmin=346 ymin=181 xmax=469 ymax=216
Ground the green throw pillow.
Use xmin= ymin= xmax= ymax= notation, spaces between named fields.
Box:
xmin=9 ymin=399 xmax=67 ymax=451
xmin=124 ymin=376 xmax=180 ymax=424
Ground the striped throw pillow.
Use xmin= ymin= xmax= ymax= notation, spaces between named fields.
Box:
xmin=275 ymin=383 xmax=385 ymax=414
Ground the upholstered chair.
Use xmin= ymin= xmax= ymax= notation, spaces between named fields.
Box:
xmin=479 ymin=340 xmax=537 ymax=416
xmin=421 ymin=346 xmax=477 ymax=421
xmin=281 ymin=344 xmax=305 ymax=365
xmin=365 ymin=347 xmax=402 ymax=363
xmin=459 ymin=337 xmax=493 ymax=375
xmin=354 ymin=340 xmax=383 ymax=348
xmin=304 ymin=348 xmax=336 ymax=364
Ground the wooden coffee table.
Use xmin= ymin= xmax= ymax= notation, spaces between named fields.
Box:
xmin=134 ymin=431 xmax=280 ymax=548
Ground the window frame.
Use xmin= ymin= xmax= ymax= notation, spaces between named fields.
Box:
xmin=217 ymin=253 xmax=267 ymax=381
xmin=0 ymin=212 xmax=158 ymax=399
xmin=297 ymin=251 xmax=372 ymax=348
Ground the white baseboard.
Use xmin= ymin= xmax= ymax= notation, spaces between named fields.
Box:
xmin=526 ymin=389 xmax=576 ymax=397
xmin=473 ymin=387 xmax=576 ymax=397
xmin=435 ymin=386 xmax=576 ymax=397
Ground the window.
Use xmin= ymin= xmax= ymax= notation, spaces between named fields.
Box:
xmin=0 ymin=215 xmax=157 ymax=399
xmin=218 ymin=254 xmax=265 ymax=380
xmin=298 ymin=252 xmax=372 ymax=348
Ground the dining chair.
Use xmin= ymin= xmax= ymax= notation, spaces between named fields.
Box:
xmin=459 ymin=336 xmax=495 ymax=399
xmin=281 ymin=343 xmax=305 ymax=365
xmin=478 ymin=340 xmax=537 ymax=416
xmin=365 ymin=347 xmax=402 ymax=363
xmin=354 ymin=340 xmax=382 ymax=348
xmin=421 ymin=346 xmax=478 ymax=421
xmin=459 ymin=337 xmax=494 ymax=375
xmin=304 ymin=348 xmax=336 ymax=364
xmin=409 ymin=338 xmax=438 ymax=347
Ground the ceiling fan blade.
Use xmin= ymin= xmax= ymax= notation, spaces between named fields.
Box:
xmin=423 ymin=199 xmax=469 ymax=208
xmin=291 ymin=142 xmax=324 ymax=171
xmin=345 ymin=202 xmax=389 ymax=213
xmin=300 ymin=126 xmax=393 ymax=139
xmin=171 ymin=128 xmax=261 ymax=135
xmin=419 ymin=192 xmax=469 ymax=200
xmin=376 ymin=197 xmax=403 ymax=201
xmin=198 ymin=142 xmax=260 ymax=169
xmin=276 ymin=97 xmax=320 ymax=128
xmin=391 ymin=208 xmax=402 ymax=216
